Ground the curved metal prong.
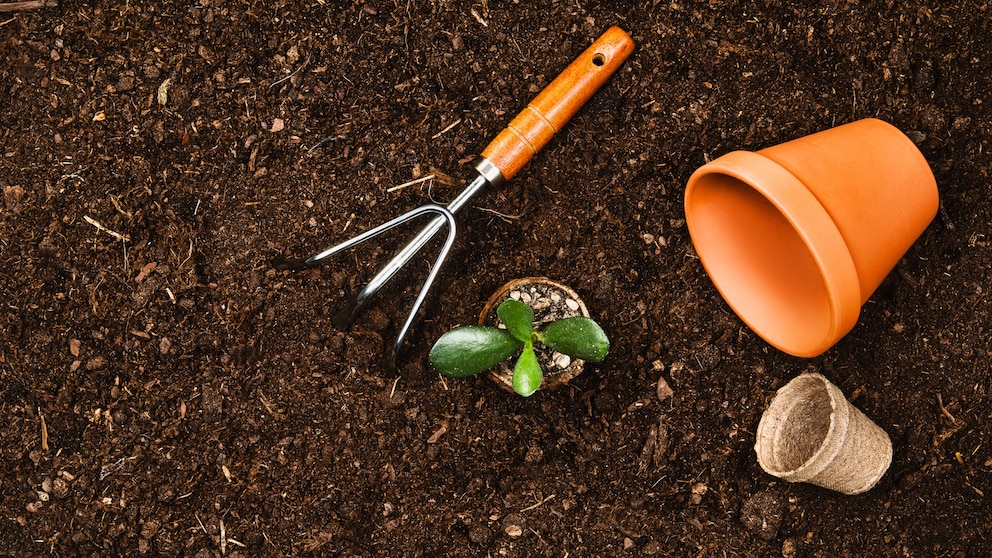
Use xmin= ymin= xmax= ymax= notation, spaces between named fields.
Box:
xmin=392 ymin=206 xmax=457 ymax=360
xmin=305 ymin=204 xmax=457 ymax=359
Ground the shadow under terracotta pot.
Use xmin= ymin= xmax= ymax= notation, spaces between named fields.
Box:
xmin=684 ymin=118 xmax=939 ymax=357
xmin=479 ymin=277 xmax=589 ymax=393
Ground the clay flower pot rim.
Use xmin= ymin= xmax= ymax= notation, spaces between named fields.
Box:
xmin=691 ymin=150 xmax=862 ymax=356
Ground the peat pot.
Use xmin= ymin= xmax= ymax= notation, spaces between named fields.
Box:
xmin=754 ymin=373 xmax=892 ymax=495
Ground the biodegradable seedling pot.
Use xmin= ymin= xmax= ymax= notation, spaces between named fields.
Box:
xmin=754 ymin=373 xmax=892 ymax=495
xmin=480 ymin=277 xmax=590 ymax=393
xmin=684 ymin=118 xmax=939 ymax=357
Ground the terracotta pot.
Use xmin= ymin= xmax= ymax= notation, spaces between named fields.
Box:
xmin=479 ymin=277 xmax=589 ymax=393
xmin=754 ymin=373 xmax=892 ymax=495
xmin=684 ymin=118 xmax=939 ymax=357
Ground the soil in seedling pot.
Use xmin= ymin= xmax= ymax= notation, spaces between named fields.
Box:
xmin=481 ymin=278 xmax=591 ymax=393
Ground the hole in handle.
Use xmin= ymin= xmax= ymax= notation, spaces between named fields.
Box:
xmin=592 ymin=53 xmax=606 ymax=66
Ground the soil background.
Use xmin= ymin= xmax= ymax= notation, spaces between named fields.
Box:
xmin=1 ymin=1 xmax=990 ymax=556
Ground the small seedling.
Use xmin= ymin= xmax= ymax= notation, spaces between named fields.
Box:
xmin=428 ymin=299 xmax=610 ymax=397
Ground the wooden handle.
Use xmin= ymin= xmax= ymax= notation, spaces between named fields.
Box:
xmin=480 ymin=26 xmax=635 ymax=181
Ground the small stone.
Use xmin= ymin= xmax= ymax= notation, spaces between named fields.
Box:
xmin=690 ymin=483 xmax=707 ymax=505
xmin=656 ymin=376 xmax=674 ymax=401
xmin=641 ymin=540 xmax=662 ymax=554
xmin=509 ymin=290 xmax=521 ymax=301
xmin=565 ymin=298 xmax=579 ymax=311
xmin=159 ymin=337 xmax=172 ymax=355
xmin=552 ymin=352 xmax=571 ymax=369
xmin=366 ymin=308 xmax=391 ymax=332
xmin=502 ymin=514 xmax=526 ymax=538
xmin=4 ymin=185 xmax=25 ymax=209
xmin=781 ymin=538 xmax=798 ymax=558
xmin=741 ymin=489 xmax=786 ymax=541
xmin=85 ymin=356 xmax=107 ymax=370
xmin=140 ymin=519 xmax=160 ymax=539
xmin=468 ymin=524 xmax=493 ymax=545
xmin=41 ymin=478 xmax=52 ymax=493
xmin=524 ymin=445 xmax=544 ymax=464
xmin=519 ymin=291 xmax=532 ymax=304
xmin=624 ymin=537 xmax=635 ymax=549
xmin=52 ymin=478 xmax=69 ymax=499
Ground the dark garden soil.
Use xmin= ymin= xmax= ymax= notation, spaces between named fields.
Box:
xmin=1 ymin=1 xmax=990 ymax=556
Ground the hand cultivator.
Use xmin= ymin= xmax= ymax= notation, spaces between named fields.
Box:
xmin=298 ymin=27 xmax=634 ymax=358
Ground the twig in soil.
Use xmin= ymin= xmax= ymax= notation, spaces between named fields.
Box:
xmin=258 ymin=390 xmax=285 ymax=419
xmin=84 ymin=215 xmax=130 ymax=242
xmin=0 ymin=0 xmax=57 ymax=12
xmin=387 ymin=174 xmax=435 ymax=193
xmin=937 ymin=393 xmax=957 ymax=423
xmin=427 ymin=422 xmax=448 ymax=444
xmin=470 ymin=7 xmax=487 ymax=26
xmin=306 ymin=136 xmax=335 ymax=153
xmin=109 ymin=194 xmax=132 ymax=219
xmin=39 ymin=409 xmax=49 ymax=452
xmin=269 ymin=53 xmax=310 ymax=91
xmin=431 ymin=118 xmax=462 ymax=139
xmin=520 ymin=493 xmax=555 ymax=512
xmin=474 ymin=206 xmax=522 ymax=221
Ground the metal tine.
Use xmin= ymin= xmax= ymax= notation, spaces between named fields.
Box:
xmin=390 ymin=206 xmax=457 ymax=361
xmin=305 ymin=204 xmax=457 ymax=360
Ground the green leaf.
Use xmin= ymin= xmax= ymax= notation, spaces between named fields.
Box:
xmin=429 ymin=326 xmax=523 ymax=378
xmin=497 ymin=299 xmax=534 ymax=343
xmin=540 ymin=317 xmax=610 ymax=362
xmin=511 ymin=343 xmax=543 ymax=397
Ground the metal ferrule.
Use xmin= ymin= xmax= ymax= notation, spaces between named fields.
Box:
xmin=474 ymin=157 xmax=506 ymax=189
